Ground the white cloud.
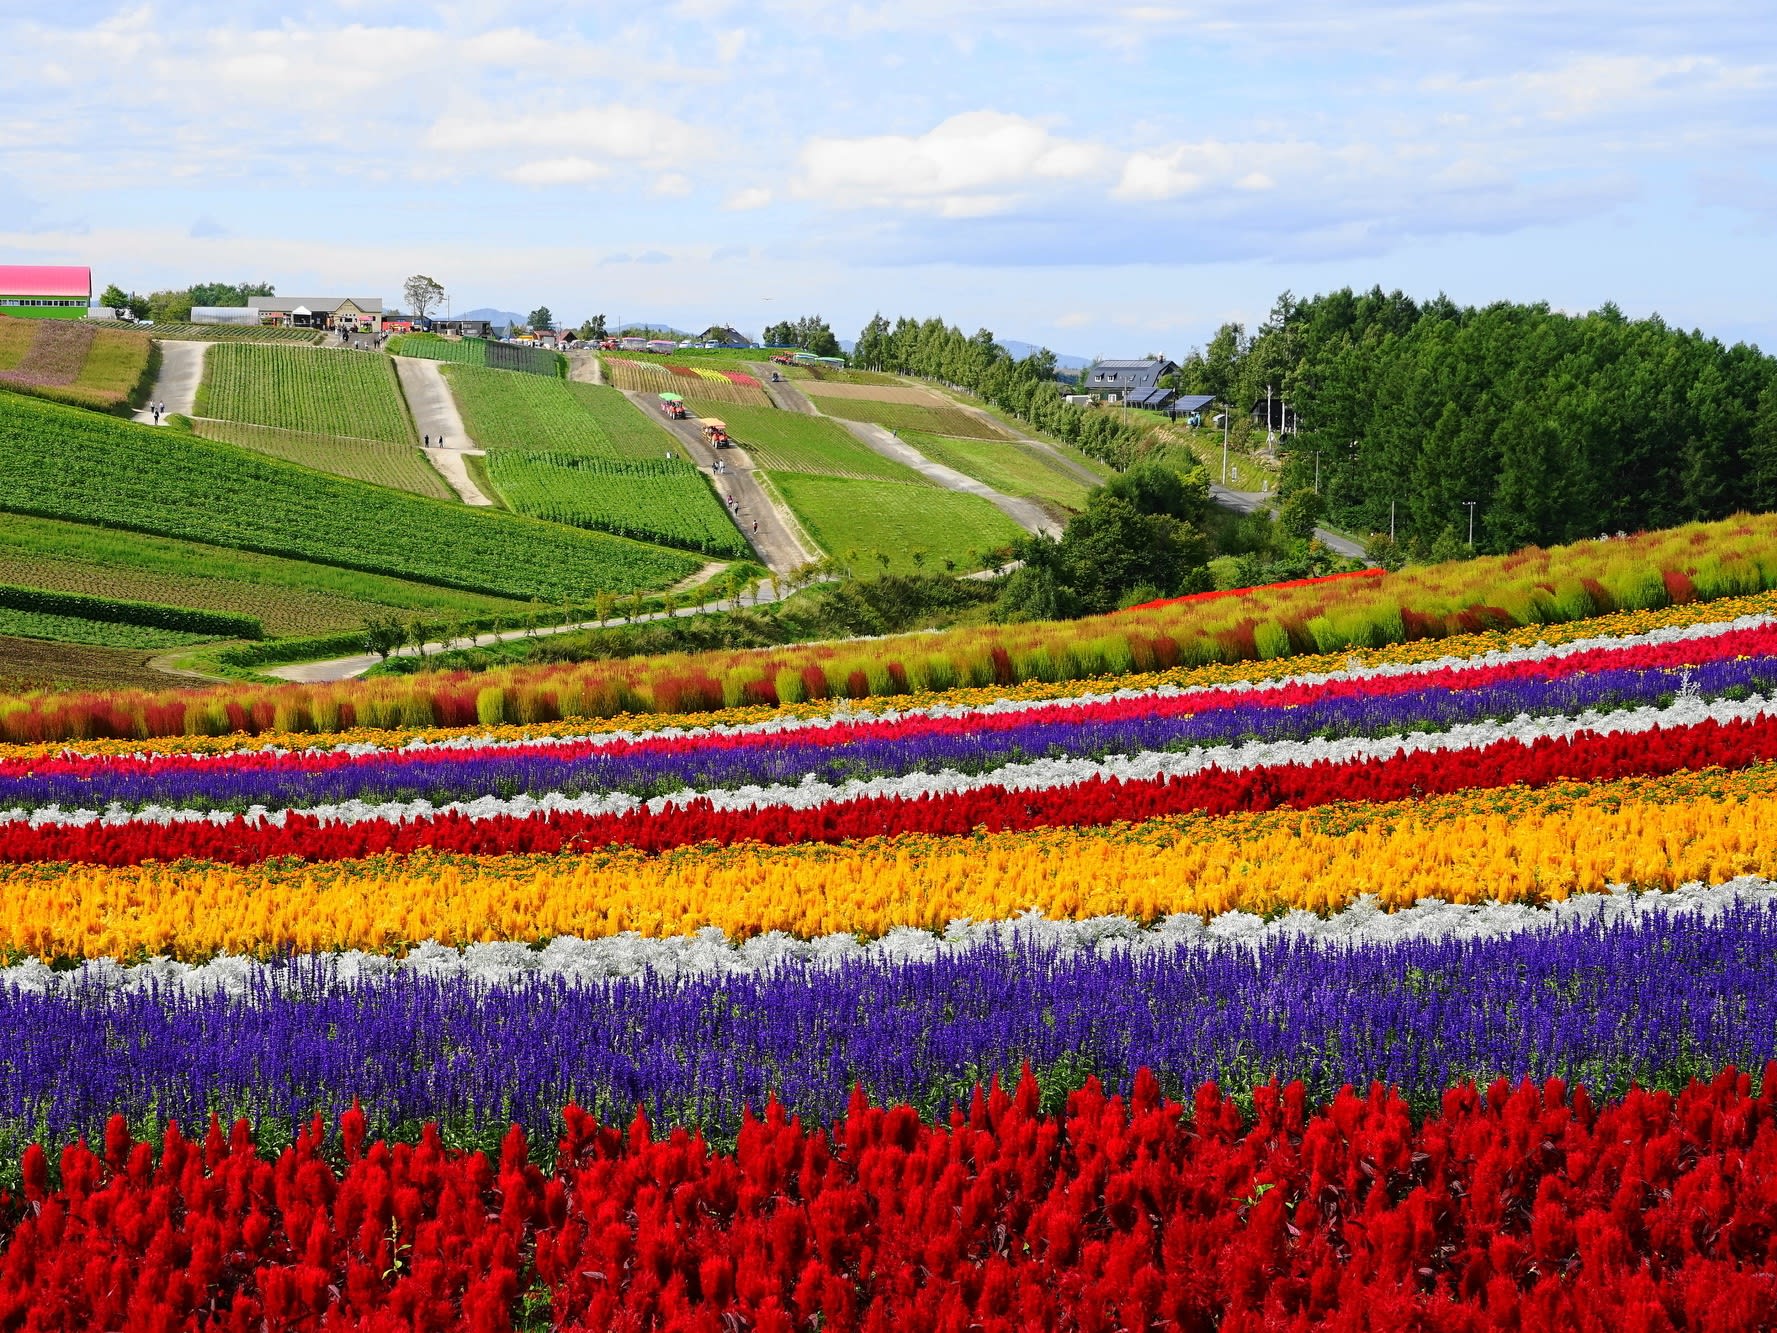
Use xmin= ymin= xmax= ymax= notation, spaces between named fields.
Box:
xmin=1053 ymin=311 xmax=1092 ymax=328
xmin=725 ymin=186 xmax=773 ymax=211
xmin=795 ymin=111 xmax=1110 ymax=215
xmin=506 ymin=157 xmax=611 ymax=186
xmin=652 ymin=173 xmax=694 ymax=197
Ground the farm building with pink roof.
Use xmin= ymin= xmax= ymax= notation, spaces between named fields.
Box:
xmin=0 ymin=265 xmax=91 ymax=318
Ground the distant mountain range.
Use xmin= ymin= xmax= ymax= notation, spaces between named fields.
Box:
xmin=1001 ymin=340 xmax=1091 ymax=370
xmin=457 ymin=308 xmax=524 ymax=328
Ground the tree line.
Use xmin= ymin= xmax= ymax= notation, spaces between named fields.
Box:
xmin=1173 ymin=289 xmax=1777 ymax=554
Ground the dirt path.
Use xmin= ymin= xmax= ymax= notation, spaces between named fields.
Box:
xmin=748 ymin=364 xmax=817 ymax=414
xmin=266 ymin=577 xmax=800 ymax=684
xmin=836 ymin=420 xmax=1062 ymax=538
xmin=133 ymin=341 xmax=207 ymax=423
xmin=393 ymin=356 xmax=494 ymax=505
xmin=620 ymin=389 xmax=818 ymax=573
xmin=565 ymin=351 xmax=603 ymax=385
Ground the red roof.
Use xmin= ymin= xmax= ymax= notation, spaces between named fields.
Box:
xmin=0 ymin=266 xmax=92 ymax=298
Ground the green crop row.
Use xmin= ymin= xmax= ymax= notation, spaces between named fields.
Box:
xmin=0 ymin=394 xmax=701 ymax=602
xmin=444 ymin=367 xmax=748 ymax=555
xmin=485 ymin=451 xmax=750 ymax=558
xmin=200 ymin=344 xmax=416 ymax=445
xmin=898 ymin=431 xmax=1094 ymax=511
xmin=188 ymin=417 xmax=454 ymax=501
xmin=813 ymin=396 xmax=1010 ymax=440
xmin=148 ymin=324 xmax=326 ymax=345
xmin=391 ymin=334 xmax=564 ymax=377
xmin=0 ymin=608 xmax=214 ymax=651
xmin=0 ymin=516 xmax=529 ymax=636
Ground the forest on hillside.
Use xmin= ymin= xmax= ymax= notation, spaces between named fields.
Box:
xmin=1173 ymin=290 xmax=1777 ymax=554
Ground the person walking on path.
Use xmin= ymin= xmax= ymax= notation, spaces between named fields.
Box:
xmin=423 ymin=434 xmax=430 ymax=447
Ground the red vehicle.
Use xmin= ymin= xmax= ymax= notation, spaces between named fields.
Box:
xmin=599 ymin=338 xmax=619 ymax=350
xmin=770 ymin=353 xmax=794 ymax=365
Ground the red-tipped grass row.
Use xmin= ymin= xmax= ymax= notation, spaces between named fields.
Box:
xmin=6 ymin=1069 xmax=1777 ymax=1330
xmin=5 ymin=514 xmax=1776 ymax=744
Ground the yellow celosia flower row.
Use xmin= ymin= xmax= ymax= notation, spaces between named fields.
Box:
xmin=12 ymin=589 xmax=1777 ymax=763
xmin=5 ymin=765 xmax=1774 ymax=961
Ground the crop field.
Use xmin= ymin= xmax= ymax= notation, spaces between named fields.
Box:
xmin=148 ymin=324 xmax=325 ymax=345
xmin=602 ymin=357 xmax=770 ymax=407
xmin=771 ymin=472 xmax=1025 ymax=572
xmin=899 ymin=430 xmax=1096 ymax=510
xmin=0 ymin=317 xmax=152 ymax=411
xmin=485 ymin=453 xmax=749 ymax=557
xmin=721 ymin=405 xmax=929 ymax=482
xmin=790 ymin=364 xmax=915 ymax=387
xmin=391 ymin=334 xmax=563 ymax=377
xmin=797 ymin=381 xmax=948 ymax=405
xmin=200 ymin=345 xmax=416 ymax=445
xmin=444 ymin=367 xmax=747 ymax=555
xmin=0 ymin=394 xmax=700 ymax=601
xmin=811 ymin=395 xmax=1011 ymax=439
xmin=0 ymin=517 xmax=526 ymax=635
xmin=0 ymin=607 xmax=211 ymax=650
xmin=0 ymin=636 xmax=173 ymax=691
xmin=188 ymin=418 xmax=454 ymax=501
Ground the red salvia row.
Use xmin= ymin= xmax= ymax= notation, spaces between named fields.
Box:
xmin=1120 ymin=566 xmax=1385 ymax=613
xmin=13 ymin=618 xmax=1776 ymax=785
xmin=4 ymin=1069 xmax=1777 ymax=1330
xmin=6 ymin=709 xmax=1775 ymax=868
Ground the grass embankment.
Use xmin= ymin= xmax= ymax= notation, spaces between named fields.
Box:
xmin=389 ymin=334 xmax=564 ymax=377
xmin=722 ymin=407 xmax=921 ymax=482
xmin=811 ymin=395 xmax=1011 ymax=440
xmin=898 ymin=432 xmax=1094 ymax=512
xmin=772 ymin=474 xmax=1025 ymax=575
xmin=0 ymin=394 xmax=702 ymax=602
xmin=442 ymin=367 xmax=747 ymax=558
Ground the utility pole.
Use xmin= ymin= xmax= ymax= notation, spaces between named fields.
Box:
xmin=1390 ymin=499 xmax=1396 ymax=541
xmin=1221 ymin=398 xmax=1229 ymax=486
xmin=1464 ymin=500 xmax=1477 ymax=548
xmin=1314 ymin=449 xmax=1321 ymax=493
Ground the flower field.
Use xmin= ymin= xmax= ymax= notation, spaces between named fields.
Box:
xmin=5 ymin=528 xmax=1777 ymax=1326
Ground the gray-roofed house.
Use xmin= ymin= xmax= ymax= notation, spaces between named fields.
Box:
xmin=1084 ymin=357 xmax=1178 ymax=402
xmin=248 ymin=296 xmax=384 ymax=331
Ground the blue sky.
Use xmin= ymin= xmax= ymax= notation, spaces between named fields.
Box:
xmin=2 ymin=1 xmax=1773 ymax=357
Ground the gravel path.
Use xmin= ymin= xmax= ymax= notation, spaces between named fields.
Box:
xmin=133 ymin=341 xmax=207 ymax=424
xmin=393 ymin=356 xmax=494 ymax=506
xmin=749 ymin=364 xmax=817 ymax=414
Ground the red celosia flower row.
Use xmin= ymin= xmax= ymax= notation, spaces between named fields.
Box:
xmin=1121 ymin=567 xmax=1386 ymax=613
xmin=8 ymin=709 xmax=1776 ymax=867
xmin=5 ymin=1069 xmax=1777 ymax=1330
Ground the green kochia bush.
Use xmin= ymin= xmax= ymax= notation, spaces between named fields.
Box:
xmin=0 ymin=583 xmax=263 ymax=639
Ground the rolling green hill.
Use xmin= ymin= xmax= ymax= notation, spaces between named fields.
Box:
xmin=0 ymin=392 xmax=701 ymax=601
xmin=199 ymin=343 xmax=417 ymax=444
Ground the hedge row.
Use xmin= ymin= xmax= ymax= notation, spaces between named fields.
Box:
xmin=0 ymin=584 xmax=263 ymax=640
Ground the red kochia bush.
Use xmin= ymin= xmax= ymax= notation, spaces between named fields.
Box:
xmin=5 ymin=1070 xmax=1777 ymax=1329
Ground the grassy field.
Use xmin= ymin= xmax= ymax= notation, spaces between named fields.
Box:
xmin=771 ymin=473 xmax=1025 ymax=573
xmin=444 ymin=367 xmax=748 ymax=556
xmin=0 ymin=607 xmax=212 ymax=650
xmin=0 ymin=637 xmax=178 ymax=692
xmin=0 ymin=316 xmax=153 ymax=411
xmin=812 ymin=395 xmax=1011 ymax=440
xmin=788 ymin=365 xmax=910 ymax=387
xmin=602 ymin=357 xmax=771 ymax=408
xmin=899 ymin=431 xmax=1096 ymax=511
xmin=721 ymin=405 xmax=928 ymax=482
xmin=200 ymin=344 xmax=417 ymax=445
xmin=149 ymin=324 xmax=325 ymax=345
xmin=0 ymin=394 xmax=701 ymax=601
xmin=798 ymin=381 xmax=947 ymax=405
xmin=188 ymin=418 xmax=454 ymax=500
xmin=0 ymin=516 xmax=527 ymax=635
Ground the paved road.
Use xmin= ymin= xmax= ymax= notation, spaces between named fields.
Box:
xmin=1207 ymin=482 xmax=1371 ymax=561
xmin=393 ymin=356 xmax=494 ymax=506
xmin=749 ymin=364 xmax=817 ymax=414
xmin=837 ymin=420 xmax=1062 ymax=538
xmin=268 ymin=573 xmax=794 ymax=684
xmin=619 ymin=389 xmax=819 ymax=573
xmin=133 ymin=341 xmax=206 ymax=423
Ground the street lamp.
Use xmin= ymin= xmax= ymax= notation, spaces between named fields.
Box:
xmin=1463 ymin=501 xmax=1477 ymax=548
